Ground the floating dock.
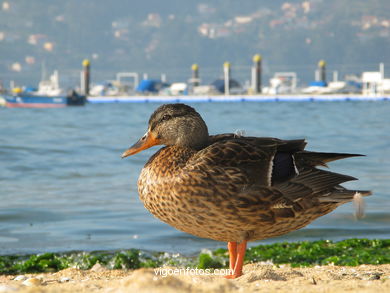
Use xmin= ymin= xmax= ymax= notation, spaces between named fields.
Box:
xmin=87 ymin=94 xmax=389 ymax=103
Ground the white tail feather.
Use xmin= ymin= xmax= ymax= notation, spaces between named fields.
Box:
xmin=353 ymin=192 xmax=366 ymax=219
xmin=234 ymin=129 xmax=246 ymax=138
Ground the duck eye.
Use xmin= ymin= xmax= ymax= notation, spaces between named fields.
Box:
xmin=161 ymin=114 xmax=171 ymax=121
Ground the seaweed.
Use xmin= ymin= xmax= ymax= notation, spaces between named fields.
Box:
xmin=244 ymin=239 xmax=390 ymax=267
xmin=0 ymin=238 xmax=389 ymax=275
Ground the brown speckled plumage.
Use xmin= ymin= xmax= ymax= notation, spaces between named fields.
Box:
xmin=122 ymin=103 xmax=371 ymax=277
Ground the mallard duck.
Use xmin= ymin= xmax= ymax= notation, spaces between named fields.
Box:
xmin=122 ymin=103 xmax=371 ymax=278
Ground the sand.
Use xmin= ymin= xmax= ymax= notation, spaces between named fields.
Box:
xmin=1 ymin=263 xmax=389 ymax=293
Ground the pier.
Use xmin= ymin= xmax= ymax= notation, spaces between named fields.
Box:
xmin=87 ymin=94 xmax=389 ymax=103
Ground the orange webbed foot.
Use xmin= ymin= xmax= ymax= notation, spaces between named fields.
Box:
xmin=224 ymin=273 xmax=242 ymax=279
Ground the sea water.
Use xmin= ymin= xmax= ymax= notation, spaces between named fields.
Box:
xmin=0 ymin=101 xmax=389 ymax=255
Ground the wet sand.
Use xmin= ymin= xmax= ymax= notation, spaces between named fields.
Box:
xmin=1 ymin=263 xmax=389 ymax=292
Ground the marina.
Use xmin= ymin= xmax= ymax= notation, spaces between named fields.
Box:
xmin=2 ymin=59 xmax=389 ymax=107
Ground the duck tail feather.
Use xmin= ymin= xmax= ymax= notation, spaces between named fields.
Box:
xmin=318 ymin=190 xmax=372 ymax=219
xmin=318 ymin=189 xmax=372 ymax=203
xmin=274 ymin=169 xmax=359 ymax=202
xmin=294 ymin=151 xmax=364 ymax=168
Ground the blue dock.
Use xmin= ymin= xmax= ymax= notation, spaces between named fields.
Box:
xmin=87 ymin=94 xmax=389 ymax=103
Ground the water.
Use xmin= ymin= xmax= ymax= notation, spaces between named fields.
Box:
xmin=1 ymin=101 xmax=389 ymax=255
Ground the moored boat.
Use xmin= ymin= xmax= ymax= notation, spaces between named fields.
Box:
xmin=4 ymin=91 xmax=86 ymax=108
xmin=3 ymin=70 xmax=86 ymax=108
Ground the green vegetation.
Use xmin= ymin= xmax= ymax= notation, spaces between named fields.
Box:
xmin=1 ymin=239 xmax=389 ymax=275
xmin=244 ymin=238 xmax=390 ymax=267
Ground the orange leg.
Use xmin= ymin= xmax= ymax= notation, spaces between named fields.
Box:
xmin=225 ymin=240 xmax=247 ymax=279
xmin=227 ymin=242 xmax=237 ymax=271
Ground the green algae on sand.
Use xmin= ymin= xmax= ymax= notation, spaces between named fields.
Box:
xmin=1 ymin=238 xmax=389 ymax=275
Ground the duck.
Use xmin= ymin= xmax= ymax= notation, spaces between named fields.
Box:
xmin=122 ymin=103 xmax=371 ymax=278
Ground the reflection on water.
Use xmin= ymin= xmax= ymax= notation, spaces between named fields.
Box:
xmin=0 ymin=101 xmax=389 ymax=255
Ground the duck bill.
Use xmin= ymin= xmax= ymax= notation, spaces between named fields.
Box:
xmin=121 ymin=131 xmax=160 ymax=158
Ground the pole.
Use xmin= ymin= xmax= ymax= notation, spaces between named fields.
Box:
xmin=318 ymin=60 xmax=326 ymax=84
xmin=252 ymin=54 xmax=262 ymax=94
xmin=191 ymin=64 xmax=200 ymax=87
xmin=379 ymin=62 xmax=384 ymax=79
xmin=223 ymin=62 xmax=230 ymax=95
xmin=82 ymin=59 xmax=90 ymax=96
xmin=333 ymin=71 xmax=338 ymax=82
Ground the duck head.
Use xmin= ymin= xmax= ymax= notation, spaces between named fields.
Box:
xmin=122 ymin=104 xmax=209 ymax=158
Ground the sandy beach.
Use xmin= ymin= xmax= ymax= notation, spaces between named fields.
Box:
xmin=1 ymin=263 xmax=389 ymax=293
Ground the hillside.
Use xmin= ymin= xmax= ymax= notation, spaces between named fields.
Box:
xmin=0 ymin=0 xmax=389 ymax=87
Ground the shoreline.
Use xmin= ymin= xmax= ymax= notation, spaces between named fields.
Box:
xmin=1 ymin=239 xmax=389 ymax=275
xmin=1 ymin=239 xmax=389 ymax=292
xmin=1 ymin=263 xmax=389 ymax=292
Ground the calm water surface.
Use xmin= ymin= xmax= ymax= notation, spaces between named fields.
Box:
xmin=1 ymin=101 xmax=389 ymax=255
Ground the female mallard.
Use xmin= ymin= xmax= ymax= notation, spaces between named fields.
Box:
xmin=122 ymin=103 xmax=371 ymax=278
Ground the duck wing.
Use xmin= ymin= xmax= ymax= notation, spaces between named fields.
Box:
xmin=209 ymin=134 xmax=307 ymax=152
xmin=187 ymin=138 xmax=282 ymax=186
xmin=181 ymin=135 xmax=371 ymax=224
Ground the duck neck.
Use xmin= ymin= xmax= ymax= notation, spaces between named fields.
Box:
xmin=175 ymin=117 xmax=209 ymax=150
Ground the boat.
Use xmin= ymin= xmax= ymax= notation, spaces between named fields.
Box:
xmin=262 ymin=72 xmax=298 ymax=94
xmin=3 ymin=70 xmax=86 ymax=108
xmin=88 ymin=72 xmax=140 ymax=98
xmin=301 ymin=80 xmax=362 ymax=95
xmin=0 ymin=96 xmax=6 ymax=107
xmin=4 ymin=91 xmax=86 ymax=108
